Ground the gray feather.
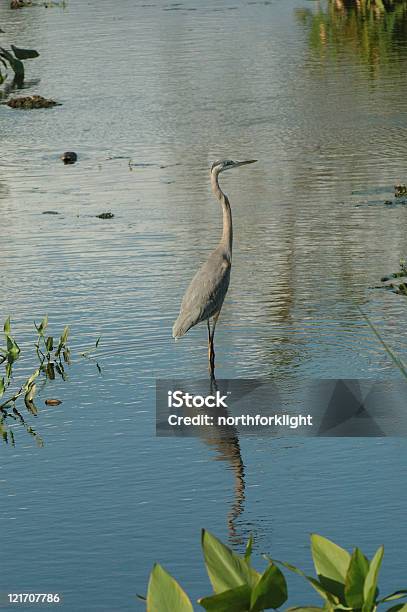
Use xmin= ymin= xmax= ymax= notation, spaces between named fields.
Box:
xmin=172 ymin=246 xmax=231 ymax=338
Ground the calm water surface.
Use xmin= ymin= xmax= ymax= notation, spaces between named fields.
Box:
xmin=1 ymin=0 xmax=407 ymax=609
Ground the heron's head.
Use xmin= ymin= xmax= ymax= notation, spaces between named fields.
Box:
xmin=210 ymin=159 xmax=257 ymax=174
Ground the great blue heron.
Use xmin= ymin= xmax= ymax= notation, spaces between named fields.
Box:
xmin=172 ymin=158 xmax=257 ymax=376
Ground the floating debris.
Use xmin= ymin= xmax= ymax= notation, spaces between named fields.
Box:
xmin=10 ymin=0 xmax=28 ymax=8
xmin=60 ymin=151 xmax=77 ymax=164
xmin=96 ymin=212 xmax=114 ymax=219
xmin=42 ymin=210 xmax=60 ymax=215
xmin=45 ymin=398 xmax=62 ymax=406
xmin=395 ymin=184 xmax=407 ymax=198
xmin=379 ymin=260 xmax=407 ymax=296
xmin=6 ymin=95 xmax=60 ymax=109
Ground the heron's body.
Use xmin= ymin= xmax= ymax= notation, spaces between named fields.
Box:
xmin=172 ymin=158 xmax=256 ymax=375
xmin=172 ymin=245 xmax=231 ymax=338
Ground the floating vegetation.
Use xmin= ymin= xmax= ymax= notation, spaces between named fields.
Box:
xmin=96 ymin=212 xmax=114 ymax=219
xmin=395 ymin=183 xmax=407 ymax=198
xmin=10 ymin=0 xmax=66 ymax=7
xmin=139 ymin=530 xmax=407 ymax=611
xmin=379 ymin=259 xmax=407 ymax=295
xmin=0 ymin=44 xmax=39 ymax=87
xmin=60 ymin=151 xmax=77 ymax=164
xmin=6 ymin=95 xmax=60 ymax=109
xmin=0 ymin=316 xmax=101 ymax=446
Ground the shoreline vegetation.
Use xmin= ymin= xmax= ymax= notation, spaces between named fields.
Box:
xmin=296 ymin=0 xmax=407 ymax=72
xmin=140 ymin=530 xmax=407 ymax=612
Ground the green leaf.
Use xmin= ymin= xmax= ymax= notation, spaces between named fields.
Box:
xmin=4 ymin=316 xmax=11 ymax=335
xmin=61 ymin=325 xmax=69 ymax=345
xmin=245 ymin=535 xmax=254 ymax=564
xmin=266 ymin=557 xmax=339 ymax=606
xmin=198 ymin=585 xmax=251 ymax=611
xmin=45 ymin=336 xmax=54 ymax=352
xmin=310 ymin=534 xmax=350 ymax=602
xmin=6 ymin=335 xmax=20 ymax=359
xmin=24 ymin=368 xmax=40 ymax=391
xmin=146 ymin=564 xmax=193 ymax=612
xmin=202 ymin=530 xmax=260 ymax=594
xmin=386 ymin=605 xmax=407 ymax=612
xmin=363 ymin=546 xmax=384 ymax=612
xmin=345 ymin=548 xmax=369 ymax=609
xmin=0 ymin=377 xmax=5 ymax=398
xmin=285 ymin=608 xmax=326 ymax=612
xmin=378 ymin=591 xmax=407 ymax=604
xmin=250 ymin=563 xmax=288 ymax=611
xmin=10 ymin=45 xmax=39 ymax=59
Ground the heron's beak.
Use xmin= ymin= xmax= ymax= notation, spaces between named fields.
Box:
xmin=234 ymin=159 xmax=257 ymax=168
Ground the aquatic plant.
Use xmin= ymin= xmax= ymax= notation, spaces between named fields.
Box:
xmin=379 ymin=259 xmax=407 ymax=296
xmin=270 ymin=534 xmax=407 ymax=612
xmin=0 ymin=316 xmax=100 ymax=445
xmin=0 ymin=44 xmax=39 ymax=87
xmin=140 ymin=531 xmax=407 ymax=611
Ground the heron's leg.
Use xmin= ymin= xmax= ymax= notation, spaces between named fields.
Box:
xmin=207 ymin=319 xmax=212 ymax=364
xmin=209 ymin=312 xmax=220 ymax=375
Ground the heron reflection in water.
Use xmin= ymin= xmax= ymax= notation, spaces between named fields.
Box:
xmin=173 ymin=159 xmax=257 ymax=377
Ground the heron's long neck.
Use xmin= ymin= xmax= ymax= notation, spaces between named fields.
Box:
xmin=211 ymin=171 xmax=233 ymax=259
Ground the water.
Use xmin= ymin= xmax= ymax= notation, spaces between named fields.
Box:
xmin=1 ymin=0 xmax=407 ymax=609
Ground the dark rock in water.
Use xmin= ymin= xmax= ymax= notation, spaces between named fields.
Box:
xmin=7 ymin=95 xmax=60 ymax=109
xmin=42 ymin=210 xmax=60 ymax=215
xmin=97 ymin=212 xmax=114 ymax=219
xmin=61 ymin=151 xmax=77 ymax=164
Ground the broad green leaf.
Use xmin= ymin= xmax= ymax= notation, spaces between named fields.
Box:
xmin=363 ymin=546 xmax=384 ymax=612
xmin=10 ymin=45 xmax=39 ymax=60
xmin=311 ymin=534 xmax=350 ymax=601
xmin=46 ymin=336 xmax=54 ymax=352
xmin=0 ymin=377 xmax=5 ymax=398
xmin=245 ymin=535 xmax=254 ymax=564
xmin=378 ymin=591 xmax=407 ymax=604
xmin=4 ymin=316 xmax=11 ymax=335
xmin=250 ymin=563 xmax=287 ymax=611
xmin=146 ymin=564 xmax=193 ymax=612
xmin=198 ymin=585 xmax=251 ymax=611
xmin=345 ymin=548 xmax=369 ymax=608
xmin=386 ymin=605 xmax=407 ymax=612
xmin=265 ymin=557 xmax=339 ymax=606
xmin=202 ymin=530 xmax=260 ymax=594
